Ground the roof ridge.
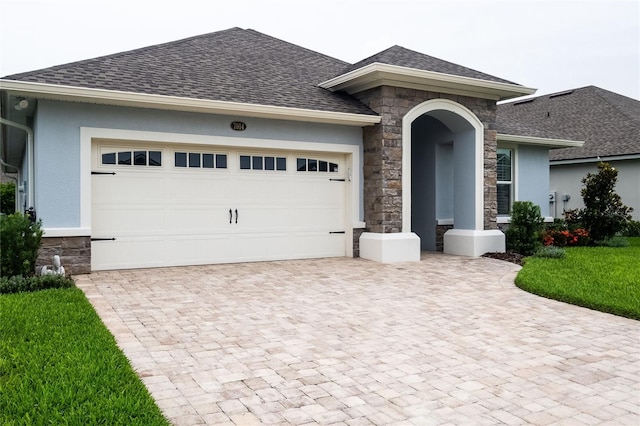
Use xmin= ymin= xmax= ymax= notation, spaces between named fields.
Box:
xmin=243 ymin=28 xmax=350 ymax=66
xmin=590 ymin=86 xmax=640 ymax=125
xmin=3 ymin=27 xmax=247 ymax=79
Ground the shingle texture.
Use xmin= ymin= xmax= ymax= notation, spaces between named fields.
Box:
xmin=3 ymin=28 xmax=523 ymax=117
xmin=497 ymin=86 xmax=640 ymax=161
xmin=341 ymin=45 xmax=516 ymax=85
xmin=2 ymin=28 xmax=375 ymax=115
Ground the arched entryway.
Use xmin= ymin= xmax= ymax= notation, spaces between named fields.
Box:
xmin=402 ymin=99 xmax=503 ymax=256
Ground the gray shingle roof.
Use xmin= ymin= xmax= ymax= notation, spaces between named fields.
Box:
xmin=497 ymin=86 xmax=640 ymax=161
xmin=340 ymin=45 xmax=517 ymax=85
xmin=2 ymin=28 xmax=376 ymax=116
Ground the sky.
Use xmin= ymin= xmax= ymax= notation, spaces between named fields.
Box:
xmin=0 ymin=0 xmax=638 ymax=100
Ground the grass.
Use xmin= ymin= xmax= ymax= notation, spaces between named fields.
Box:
xmin=516 ymin=237 xmax=640 ymax=320
xmin=0 ymin=288 xmax=170 ymax=425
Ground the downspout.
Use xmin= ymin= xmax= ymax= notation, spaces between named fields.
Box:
xmin=0 ymin=118 xmax=34 ymax=213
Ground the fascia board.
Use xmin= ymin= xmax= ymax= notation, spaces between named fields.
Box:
xmin=498 ymin=133 xmax=585 ymax=148
xmin=550 ymin=154 xmax=640 ymax=165
xmin=0 ymin=80 xmax=381 ymax=127
xmin=319 ymin=63 xmax=536 ymax=100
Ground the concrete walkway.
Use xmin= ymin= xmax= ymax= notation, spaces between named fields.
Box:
xmin=74 ymin=254 xmax=640 ymax=425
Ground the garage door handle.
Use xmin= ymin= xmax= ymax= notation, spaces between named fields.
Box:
xmin=235 ymin=209 xmax=238 ymax=224
xmin=229 ymin=209 xmax=232 ymax=224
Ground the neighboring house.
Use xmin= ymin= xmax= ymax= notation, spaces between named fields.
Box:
xmin=498 ymin=86 xmax=640 ymax=220
xmin=0 ymin=28 xmax=579 ymax=274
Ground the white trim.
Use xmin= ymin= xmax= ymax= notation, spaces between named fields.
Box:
xmin=437 ymin=218 xmax=454 ymax=225
xmin=498 ymin=133 xmax=584 ymax=148
xmin=550 ymin=154 xmax=640 ymax=165
xmin=80 ymin=127 xmax=362 ymax=245
xmin=1 ymin=80 xmax=381 ymax=127
xmin=319 ymin=63 xmax=536 ymax=101
xmin=497 ymin=216 xmax=554 ymax=224
xmin=43 ymin=227 xmax=91 ymax=237
xmin=402 ymin=99 xmax=484 ymax=233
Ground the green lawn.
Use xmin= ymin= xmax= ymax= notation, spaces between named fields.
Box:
xmin=516 ymin=237 xmax=640 ymax=320
xmin=0 ymin=288 xmax=169 ymax=425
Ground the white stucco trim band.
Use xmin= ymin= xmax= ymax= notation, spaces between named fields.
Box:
xmin=0 ymin=80 xmax=381 ymax=127
xmin=498 ymin=133 xmax=584 ymax=148
xmin=43 ymin=227 xmax=91 ymax=237
xmin=319 ymin=63 xmax=536 ymax=101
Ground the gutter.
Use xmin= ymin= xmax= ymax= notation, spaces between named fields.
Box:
xmin=0 ymin=117 xmax=34 ymax=212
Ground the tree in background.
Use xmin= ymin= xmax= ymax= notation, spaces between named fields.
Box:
xmin=578 ymin=162 xmax=633 ymax=242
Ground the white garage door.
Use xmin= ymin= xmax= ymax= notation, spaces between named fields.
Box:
xmin=91 ymin=141 xmax=347 ymax=270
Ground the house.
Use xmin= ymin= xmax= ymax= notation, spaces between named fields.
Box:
xmin=0 ymin=28 xmax=581 ymax=274
xmin=498 ymin=86 xmax=640 ymax=220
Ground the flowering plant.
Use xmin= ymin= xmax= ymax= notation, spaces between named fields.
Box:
xmin=542 ymin=228 xmax=590 ymax=247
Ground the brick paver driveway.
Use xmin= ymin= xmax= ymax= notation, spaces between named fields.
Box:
xmin=75 ymin=254 xmax=640 ymax=425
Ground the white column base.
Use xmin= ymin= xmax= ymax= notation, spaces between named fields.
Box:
xmin=359 ymin=232 xmax=421 ymax=263
xmin=443 ymin=229 xmax=505 ymax=257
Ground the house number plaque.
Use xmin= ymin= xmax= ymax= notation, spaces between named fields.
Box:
xmin=230 ymin=121 xmax=247 ymax=131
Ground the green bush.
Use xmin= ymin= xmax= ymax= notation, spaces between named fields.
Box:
xmin=625 ymin=220 xmax=640 ymax=237
xmin=1 ymin=181 xmax=16 ymax=214
xmin=506 ymin=201 xmax=544 ymax=256
xmin=578 ymin=162 xmax=633 ymax=243
xmin=533 ymin=245 xmax=566 ymax=259
xmin=0 ymin=213 xmax=43 ymax=277
xmin=0 ymin=274 xmax=76 ymax=294
xmin=595 ymin=236 xmax=630 ymax=247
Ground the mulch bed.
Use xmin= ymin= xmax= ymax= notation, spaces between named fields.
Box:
xmin=481 ymin=251 xmax=525 ymax=266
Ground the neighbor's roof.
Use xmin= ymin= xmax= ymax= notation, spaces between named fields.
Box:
xmin=497 ymin=86 xmax=640 ymax=161
xmin=2 ymin=27 xmax=530 ymax=116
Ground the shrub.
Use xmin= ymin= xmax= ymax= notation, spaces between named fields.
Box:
xmin=0 ymin=274 xmax=75 ymax=294
xmin=595 ymin=236 xmax=630 ymax=247
xmin=0 ymin=213 xmax=43 ymax=277
xmin=1 ymin=181 xmax=16 ymax=214
xmin=625 ymin=220 xmax=640 ymax=237
xmin=505 ymin=201 xmax=544 ymax=256
xmin=533 ymin=245 xmax=566 ymax=259
xmin=578 ymin=162 xmax=633 ymax=242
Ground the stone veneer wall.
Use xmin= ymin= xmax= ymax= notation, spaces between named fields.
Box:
xmin=354 ymin=86 xmax=499 ymax=234
xmin=435 ymin=224 xmax=454 ymax=251
xmin=352 ymin=228 xmax=365 ymax=257
xmin=38 ymin=236 xmax=91 ymax=275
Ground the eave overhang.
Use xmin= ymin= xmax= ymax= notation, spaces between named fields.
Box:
xmin=0 ymin=80 xmax=381 ymax=127
xmin=550 ymin=154 xmax=640 ymax=165
xmin=319 ymin=63 xmax=536 ymax=101
xmin=498 ymin=133 xmax=585 ymax=148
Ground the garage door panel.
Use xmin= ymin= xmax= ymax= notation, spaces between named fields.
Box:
xmin=92 ymin=143 xmax=347 ymax=270
xmin=92 ymin=238 xmax=167 ymax=270
xmin=93 ymin=206 xmax=166 ymax=236
xmin=165 ymin=207 xmax=235 ymax=234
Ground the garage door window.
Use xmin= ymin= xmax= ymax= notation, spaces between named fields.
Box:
xmin=297 ymin=158 xmax=338 ymax=173
xmin=240 ymin=155 xmax=286 ymax=171
xmin=101 ymin=150 xmax=162 ymax=167
xmin=175 ymin=152 xmax=227 ymax=169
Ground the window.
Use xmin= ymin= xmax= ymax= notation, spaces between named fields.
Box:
xmin=101 ymin=149 xmax=162 ymax=167
xmin=297 ymin=158 xmax=339 ymax=173
xmin=175 ymin=152 xmax=227 ymax=169
xmin=497 ymin=148 xmax=513 ymax=215
xmin=240 ymin=155 xmax=286 ymax=171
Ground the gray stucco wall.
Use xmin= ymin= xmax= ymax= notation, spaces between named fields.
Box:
xmin=32 ymin=100 xmax=364 ymax=228
xmin=550 ymin=159 xmax=639 ymax=220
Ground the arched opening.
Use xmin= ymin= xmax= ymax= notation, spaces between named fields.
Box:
xmin=402 ymin=99 xmax=485 ymax=252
